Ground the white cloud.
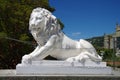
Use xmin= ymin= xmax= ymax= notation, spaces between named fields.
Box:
xmin=65 ymin=32 xmax=81 ymax=40
xmin=72 ymin=32 xmax=81 ymax=36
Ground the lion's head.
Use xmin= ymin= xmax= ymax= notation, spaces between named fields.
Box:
xmin=29 ymin=7 xmax=61 ymax=46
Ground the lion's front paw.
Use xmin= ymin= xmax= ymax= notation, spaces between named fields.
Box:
xmin=22 ymin=55 xmax=32 ymax=64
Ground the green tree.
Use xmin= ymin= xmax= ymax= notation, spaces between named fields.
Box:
xmin=0 ymin=0 xmax=60 ymax=69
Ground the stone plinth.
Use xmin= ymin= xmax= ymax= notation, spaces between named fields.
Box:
xmin=16 ymin=60 xmax=112 ymax=75
xmin=1 ymin=69 xmax=120 ymax=80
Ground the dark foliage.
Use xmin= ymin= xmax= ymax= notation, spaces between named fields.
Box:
xmin=0 ymin=0 xmax=58 ymax=69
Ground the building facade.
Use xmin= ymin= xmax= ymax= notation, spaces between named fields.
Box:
xmin=104 ymin=23 xmax=120 ymax=50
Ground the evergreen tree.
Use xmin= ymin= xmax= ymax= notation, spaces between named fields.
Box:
xmin=0 ymin=0 xmax=62 ymax=69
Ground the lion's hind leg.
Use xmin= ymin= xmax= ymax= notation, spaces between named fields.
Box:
xmin=66 ymin=57 xmax=76 ymax=62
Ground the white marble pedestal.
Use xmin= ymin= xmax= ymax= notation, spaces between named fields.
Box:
xmin=16 ymin=60 xmax=112 ymax=75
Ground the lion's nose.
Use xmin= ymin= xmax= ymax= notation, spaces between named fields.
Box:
xmin=30 ymin=19 xmax=36 ymax=27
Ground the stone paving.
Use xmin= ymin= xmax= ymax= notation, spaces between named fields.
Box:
xmin=0 ymin=69 xmax=119 ymax=80
xmin=0 ymin=68 xmax=120 ymax=77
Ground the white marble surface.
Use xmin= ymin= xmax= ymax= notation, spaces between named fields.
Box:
xmin=31 ymin=60 xmax=106 ymax=67
xmin=16 ymin=61 xmax=112 ymax=75
xmin=1 ymin=69 xmax=120 ymax=76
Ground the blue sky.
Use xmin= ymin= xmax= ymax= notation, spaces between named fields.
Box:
xmin=49 ymin=0 xmax=120 ymax=40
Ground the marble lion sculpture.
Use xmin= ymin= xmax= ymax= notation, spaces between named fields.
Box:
xmin=22 ymin=7 xmax=102 ymax=64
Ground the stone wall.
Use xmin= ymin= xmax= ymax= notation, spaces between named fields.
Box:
xmin=0 ymin=76 xmax=120 ymax=80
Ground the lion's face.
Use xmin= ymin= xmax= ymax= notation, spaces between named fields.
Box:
xmin=29 ymin=12 xmax=45 ymax=31
xmin=29 ymin=11 xmax=46 ymax=45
